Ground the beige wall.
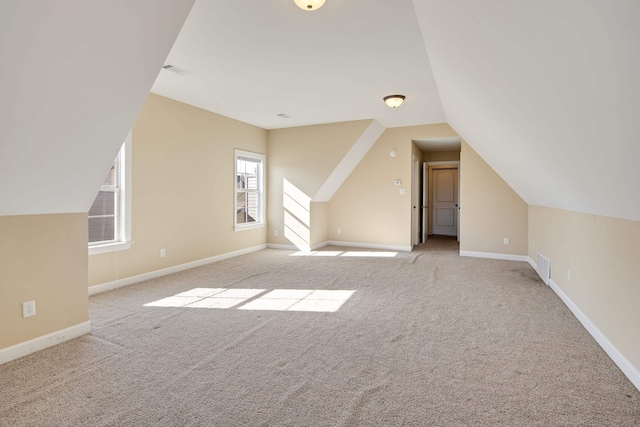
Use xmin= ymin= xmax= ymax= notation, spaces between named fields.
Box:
xmin=267 ymin=120 xmax=372 ymax=249
xmin=0 ymin=214 xmax=88 ymax=349
xmin=89 ymin=94 xmax=267 ymax=286
xmin=460 ymin=140 xmax=527 ymax=255
xmin=529 ymin=205 xmax=640 ymax=371
xmin=329 ymin=124 xmax=458 ymax=248
xmin=310 ymin=202 xmax=329 ymax=248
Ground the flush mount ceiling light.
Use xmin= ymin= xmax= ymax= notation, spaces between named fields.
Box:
xmin=294 ymin=0 xmax=326 ymax=11
xmin=383 ymin=95 xmax=406 ymax=108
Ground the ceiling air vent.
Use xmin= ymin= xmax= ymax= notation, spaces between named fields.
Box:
xmin=162 ymin=64 xmax=192 ymax=76
xmin=276 ymin=113 xmax=292 ymax=119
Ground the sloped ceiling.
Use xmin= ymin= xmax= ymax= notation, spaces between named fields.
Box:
xmin=3 ymin=0 xmax=638 ymax=223
xmin=413 ymin=0 xmax=640 ymax=221
xmin=151 ymin=0 xmax=445 ymax=130
xmin=0 ymin=0 xmax=195 ymax=216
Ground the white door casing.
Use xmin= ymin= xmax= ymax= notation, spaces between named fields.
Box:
xmin=412 ymin=155 xmax=420 ymax=246
xmin=422 ymin=162 xmax=428 ymax=243
xmin=457 ymin=166 xmax=461 ymax=242
xmin=432 ymin=168 xmax=458 ymax=236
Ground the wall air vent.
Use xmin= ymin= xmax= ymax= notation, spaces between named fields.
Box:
xmin=536 ymin=252 xmax=551 ymax=285
xmin=161 ymin=64 xmax=192 ymax=76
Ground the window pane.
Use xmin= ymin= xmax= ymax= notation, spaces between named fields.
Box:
xmin=88 ymin=217 xmax=115 ymax=243
xmin=88 ymin=191 xmax=115 ymax=216
xmin=245 ymin=173 xmax=258 ymax=190
xmin=237 ymin=192 xmax=247 ymax=224
xmin=236 ymin=174 xmax=246 ymax=189
xmin=103 ymin=162 xmax=116 ymax=186
xmin=234 ymin=151 xmax=263 ymax=228
xmin=246 ymin=192 xmax=258 ymax=222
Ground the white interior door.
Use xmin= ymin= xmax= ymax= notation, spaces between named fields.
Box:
xmin=412 ymin=155 xmax=420 ymax=246
xmin=422 ymin=162 xmax=428 ymax=243
xmin=432 ymin=168 xmax=458 ymax=236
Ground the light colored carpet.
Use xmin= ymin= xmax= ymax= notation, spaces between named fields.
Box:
xmin=1 ymin=241 xmax=639 ymax=426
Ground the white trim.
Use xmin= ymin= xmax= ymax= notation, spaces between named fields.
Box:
xmin=89 ymin=244 xmax=267 ymax=296
xmin=267 ymin=241 xmax=329 ymax=252
xmin=425 ymin=160 xmax=460 ymax=166
xmin=88 ymin=133 xmax=132 ymax=250
xmin=121 ymin=131 xmax=133 ymax=243
xmin=328 ymin=240 xmax=412 ymax=252
xmin=267 ymin=243 xmax=299 ymax=251
xmin=234 ymin=223 xmax=265 ymax=232
xmin=548 ymin=279 xmax=640 ymax=392
xmin=313 ymin=120 xmax=386 ymax=202
xmin=459 ymin=250 xmax=528 ymax=262
xmin=89 ymin=241 xmax=133 ymax=256
xmin=527 ymin=256 xmax=537 ymax=270
xmin=0 ymin=321 xmax=91 ymax=365
xmin=269 ymin=241 xmax=411 ymax=252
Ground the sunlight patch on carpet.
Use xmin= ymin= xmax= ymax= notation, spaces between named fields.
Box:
xmin=144 ymin=288 xmax=355 ymax=312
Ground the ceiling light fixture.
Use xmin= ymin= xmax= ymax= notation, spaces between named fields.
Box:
xmin=383 ymin=95 xmax=406 ymax=108
xmin=294 ymin=0 xmax=325 ymax=11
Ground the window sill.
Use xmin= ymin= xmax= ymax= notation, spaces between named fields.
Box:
xmin=89 ymin=241 xmax=133 ymax=256
xmin=234 ymin=223 xmax=265 ymax=232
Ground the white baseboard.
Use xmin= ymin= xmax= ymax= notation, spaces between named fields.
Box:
xmin=268 ymin=241 xmax=410 ymax=252
xmin=267 ymin=241 xmax=329 ymax=252
xmin=0 ymin=321 xmax=92 ymax=365
xmin=548 ymin=279 xmax=640 ymax=392
xmin=267 ymin=243 xmax=297 ymax=251
xmin=89 ymin=244 xmax=267 ymax=296
xmin=327 ymin=240 xmax=412 ymax=252
xmin=527 ymin=256 xmax=537 ymax=270
xmin=459 ymin=250 xmax=528 ymax=262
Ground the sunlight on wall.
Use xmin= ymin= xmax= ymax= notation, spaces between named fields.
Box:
xmin=283 ymin=178 xmax=312 ymax=251
xmin=144 ymin=287 xmax=355 ymax=313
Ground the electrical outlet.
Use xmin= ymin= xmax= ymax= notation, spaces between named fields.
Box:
xmin=22 ymin=300 xmax=35 ymax=318
xmin=160 ymin=249 xmax=166 ymax=258
xmin=274 ymin=229 xmax=279 ymax=237
xmin=503 ymin=238 xmax=509 ymax=245
xmin=399 ymin=188 xmax=406 ymax=195
xmin=337 ymin=228 xmax=342 ymax=234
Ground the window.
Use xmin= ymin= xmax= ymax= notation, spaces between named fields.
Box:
xmin=235 ymin=150 xmax=265 ymax=230
xmin=88 ymin=132 xmax=132 ymax=255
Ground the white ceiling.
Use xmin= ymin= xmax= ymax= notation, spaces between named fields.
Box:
xmin=0 ymin=0 xmax=196 ymax=216
xmin=414 ymin=0 xmax=640 ymax=221
xmin=151 ymin=0 xmax=445 ymax=130
xmin=2 ymin=0 xmax=639 ymax=223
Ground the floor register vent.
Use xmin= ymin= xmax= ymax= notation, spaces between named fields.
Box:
xmin=536 ymin=252 xmax=551 ymax=285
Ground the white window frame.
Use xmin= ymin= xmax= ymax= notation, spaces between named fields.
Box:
xmin=234 ymin=149 xmax=266 ymax=231
xmin=89 ymin=132 xmax=133 ymax=255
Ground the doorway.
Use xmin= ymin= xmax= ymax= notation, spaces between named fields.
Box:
xmin=420 ymin=162 xmax=460 ymax=244
xmin=431 ymin=168 xmax=458 ymax=236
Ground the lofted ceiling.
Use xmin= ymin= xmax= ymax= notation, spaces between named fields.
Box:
xmin=151 ymin=0 xmax=445 ymax=130
xmin=154 ymin=0 xmax=640 ymax=221
xmin=1 ymin=0 xmax=638 ymax=223
xmin=414 ymin=0 xmax=640 ymax=221
xmin=0 ymin=0 xmax=196 ymax=216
